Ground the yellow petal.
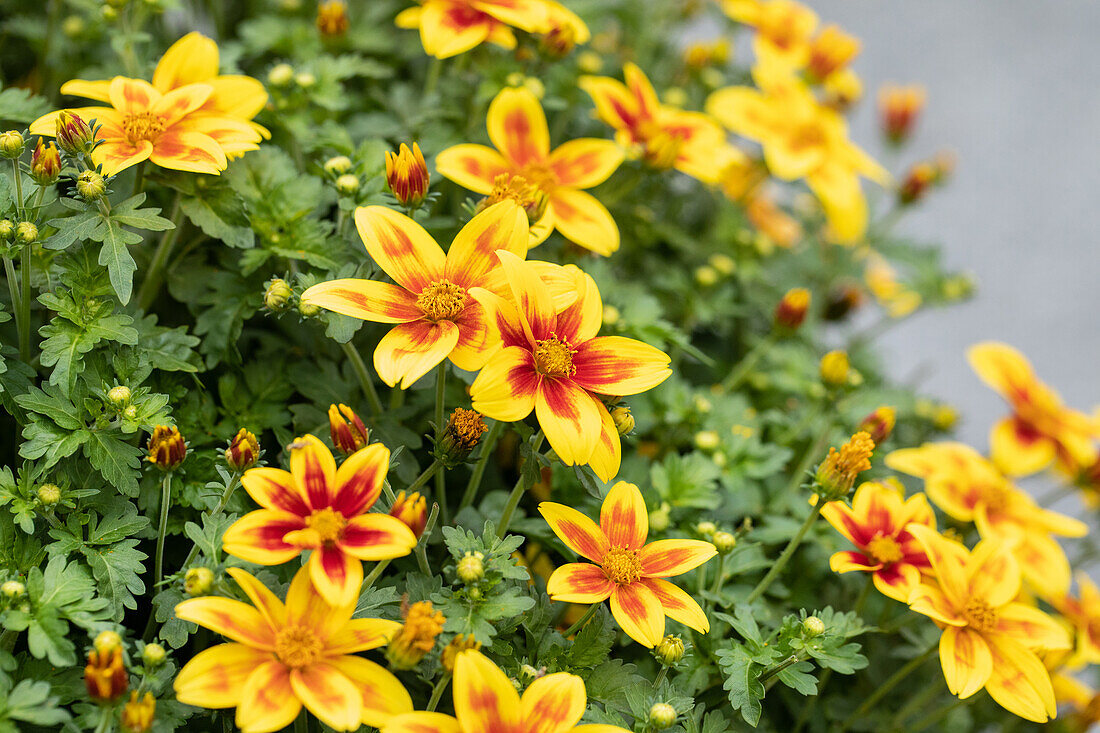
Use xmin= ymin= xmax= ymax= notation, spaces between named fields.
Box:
xmin=939 ymin=626 xmax=992 ymax=699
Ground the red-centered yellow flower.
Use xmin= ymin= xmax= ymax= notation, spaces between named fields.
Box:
xmin=539 ymin=481 xmax=716 ymax=647
xmin=720 ymin=0 xmax=818 ymax=70
xmin=31 ymin=33 xmax=265 ymax=175
xmin=222 ymin=435 xmax=417 ymax=607
xmin=1053 ymin=573 xmax=1100 ymax=666
xmin=819 ymin=480 xmax=935 ymax=602
xmin=906 ymin=525 xmax=1070 ymax=723
xmin=706 ymin=69 xmax=889 ymax=243
xmin=469 ymin=253 xmax=671 ymax=481
xmin=383 ymin=649 xmax=629 ymax=733
xmin=968 ymin=342 xmax=1100 ymax=476
xmin=579 ymin=63 xmax=735 ymax=184
xmin=886 ymin=442 xmax=1088 ymax=599
xmin=436 ymin=86 xmax=624 ymax=255
xmin=395 ymin=0 xmax=553 ymax=58
xmin=300 ymin=201 xmax=529 ymax=389
xmin=174 ymin=566 xmax=411 ymax=733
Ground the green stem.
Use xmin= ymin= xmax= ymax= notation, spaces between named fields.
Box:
xmin=760 ymin=654 xmax=800 ymax=683
xmin=153 ymin=473 xmax=172 ymax=588
xmin=342 ymin=341 xmax=384 ymax=415
xmin=3 ymin=256 xmax=23 ymax=360
xmin=179 ymin=470 xmax=242 ymax=572
xmin=561 ymin=602 xmax=600 ymax=638
xmin=93 ymin=706 xmax=114 ymax=733
xmin=721 ymin=333 xmax=777 ymax=392
xmin=459 ymin=419 xmax=504 ymax=512
xmin=434 ymin=364 xmax=448 ymax=526
xmin=131 ymin=160 xmax=146 ymax=197
xmin=653 ymin=667 xmax=668 ymax=689
xmin=423 ymin=58 xmax=443 ymax=97
xmin=745 ymin=501 xmax=824 ymax=605
xmin=838 ymin=643 xmax=937 ymax=731
xmin=11 ymin=160 xmax=25 ymax=219
xmin=361 ymin=559 xmax=391 ymax=591
xmin=136 ymin=193 xmax=182 ymax=310
xmin=496 ymin=432 xmax=544 ymax=538
xmin=415 ymin=502 xmax=440 ymax=576
xmin=407 ymin=460 xmax=443 ymax=496
xmin=426 ymin=674 xmax=452 ymax=712
xmin=703 ymin=554 xmax=726 ymax=617
xmin=18 ymin=242 xmax=31 ymax=361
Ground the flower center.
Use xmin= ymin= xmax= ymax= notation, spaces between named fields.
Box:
xmin=866 ymin=535 xmax=904 ymax=565
xmin=482 ymin=174 xmax=548 ymax=222
xmin=416 ymin=280 xmax=466 ymax=322
xmin=274 ymin=625 xmax=323 ymax=669
xmin=122 ymin=112 xmax=165 ymax=143
xmin=602 ymin=546 xmax=642 ymax=585
xmin=636 ymin=121 xmax=685 ymax=169
xmin=519 ymin=163 xmax=557 ymax=191
xmin=963 ymin=597 xmax=999 ymax=633
xmin=790 ymin=123 xmax=827 ymax=152
xmin=533 ymin=336 xmax=576 ymax=378
xmin=305 ymin=507 xmax=347 ymax=545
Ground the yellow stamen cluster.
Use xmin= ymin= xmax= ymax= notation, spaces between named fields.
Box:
xmin=533 ymin=336 xmax=576 ymax=378
xmin=963 ymin=597 xmax=999 ymax=633
xmin=122 ymin=112 xmax=165 ymax=143
xmin=602 ymin=546 xmax=643 ymax=586
xmin=305 ymin=507 xmax=347 ymax=545
xmin=274 ymin=625 xmax=323 ymax=668
xmin=387 ymin=601 xmax=446 ymax=670
xmin=480 ymin=174 xmax=548 ymax=222
xmin=866 ymin=534 xmax=903 ymax=564
xmin=417 ymin=280 xmax=467 ymax=322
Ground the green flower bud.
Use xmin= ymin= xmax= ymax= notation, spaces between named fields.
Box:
xmin=15 ymin=222 xmax=37 ymax=244
xmin=108 ymin=385 xmax=131 ymax=407
xmin=93 ymin=630 xmax=123 ymax=655
xmin=456 ymin=551 xmax=485 ymax=584
xmin=0 ymin=131 xmax=25 ymax=159
xmin=141 ymin=643 xmax=166 ymax=668
xmin=184 ymin=567 xmax=214 ymax=596
xmin=335 ymin=173 xmax=360 ymax=196
xmin=803 ymin=616 xmax=825 ymax=637
xmin=77 ymin=170 xmax=107 ymax=201
xmin=37 ymin=483 xmax=61 ymax=506
xmin=267 ymin=63 xmax=294 ymax=87
xmin=649 ymin=702 xmax=677 ymax=728
xmin=323 ymin=155 xmax=352 ymax=176
xmin=0 ymin=219 xmax=14 ymax=241
xmin=264 ymin=278 xmax=293 ymax=311
xmin=1 ymin=580 xmax=25 ymax=598
xmin=712 ymin=530 xmax=736 ymax=554
xmin=654 ymin=634 xmax=685 ymax=665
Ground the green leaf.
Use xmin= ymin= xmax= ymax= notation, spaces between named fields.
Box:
xmin=83 ymin=431 xmax=143 ymax=496
xmin=132 ymin=314 xmax=200 ymax=372
xmin=716 ymin=644 xmax=768 ymax=727
xmin=82 ymin=539 xmax=147 ymax=619
xmin=0 ymin=86 xmax=51 ymax=124
xmin=1 ymin=679 xmax=71 ymax=726
xmin=95 ymin=217 xmax=140 ymax=305
xmin=179 ymin=185 xmax=254 ymax=249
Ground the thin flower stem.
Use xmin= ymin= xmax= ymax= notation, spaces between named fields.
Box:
xmin=721 ymin=333 xmax=777 ymax=392
xmin=910 ymin=692 xmax=969 ymax=732
xmin=136 ymin=193 xmax=182 ymax=310
xmin=434 ymin=364 xmax=448 ymax=526
xmin=653 ymin=667 xmax=668 ymax=689
xmin=561 ymin=602 xmax=600 ymax=638
xmin=458 ymin=419 xmax=504 ymax=512
xmin=3 ymin=256 xmax=23 ymax=361
xmin=406 ymin=460 xmax=443 ymax=496
xmin=178 ymin=470 xmax=242 ymax=572
xmin=341 ymin=341 xmax=384 ymax=416
xmin=131 ymin=160 xmax=146 ymax=197
xmin=415 ymin=502 xmax=440 ymax=576
xmin=497 ymin=431 xmax=544 ymax=538
xmin=745 ymin=501 xmax=825 ymax=605
xmin=153 ymin=473 xmax=172 ymax=590
xmin=778 ymin=418 xmax=832 ymax=505
xmin=18 ymin=241 xmax=31 ymax=361
xmin=838 ymin=643 xmax=938 ymax=731
xmin=760 ymin=654 xmax=800 ymax=683
xmin=423 ymin=58 xmax=443 ymax=97
xmin=426 ymin=674 xmax=452 ymax=712
xmin=93 ymin=706 xmax=114 ymax=733
xmin=361 ymin=559 xmax=390 ymax=591
xmin=11 ymin=160 xmax=25 ymax=219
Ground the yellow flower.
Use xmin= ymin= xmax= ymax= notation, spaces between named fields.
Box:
xmin=906 ymin=525 xmax=1070 ymax=722
xmin=814 ymin=431 xmax=874 ymax=499
xmin=386 ymin=601 xmax=446 ymax=669
xmin=805 ymin=25 xmax=860 ymax=82
xmin=395 ymin=0 xmax=558 ymax=58
xmin=720 ymin=0 xmax=818 ymax=71
xmin=862 ymin=251 xmax=922 ymax=317
xmin=1052 ymin=573 xmax=1100 ymax=667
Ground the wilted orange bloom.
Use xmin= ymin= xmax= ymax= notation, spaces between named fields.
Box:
xmin=386 ymin=600 xmax=445 ymax=669
xmin=469 ymin=253 xmax=671 ymax=481
xmin=395 ymin=0 xmax=558 ymax=58
xmin=120 ymin=691 xmax=156 ymax=733
xmin=437 ymin=86 xmax=624 ymax=254
xmin=886 ymin=442 xmax=1088 ymax=598
xmin=540 ymin=481 xmax=716 ymax=647
xmin=820 ymin=480 xmax=934 ymax=601
xmin=815 ymin=430 xmax=875 ymax=499
xmin=862 ymin=252 xmax=921 ymax=318
xmin=968 ymin=342 xmax=1100 ymax=476
xmin=301 ymin=201 xmax=529 ymax=389
xmin=222 ymin=435 xmax=417 ymax=607
xmin=879 ymin=83 xmax=926 ymax=144
xmin=721 ymin=0 xmax=818 ymax=70
xmin=175 ymin=566 xmax=410 ymax=733
xmin=32 ymin=32 xmax=266 ymax=175
xmin=906 ymin=525 xmax=1069 ymax=722
xmin=382 ymin=649 xmax=630 ymax=733
xmin=580 ymin=63 xmax=736 ymax=184
xmin=1053 ymin=573 xmax=1100 ymax=667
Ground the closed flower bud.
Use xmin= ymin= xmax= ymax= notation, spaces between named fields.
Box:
xmin=323 ymin=155 xmax=352 ymax=176
xmin=803 ymin=616 xmax=826 ymax=636
xmin=183 ymin=567 xmax=214 ymax=596
xmin=123 ymin=405 xmax=138 ymax=420
xmin=815 ymin=431 xmax=875 ymax=501
xmin=225 ymin=428 xmax=260 ymax=470
xmin=695 ymin=521 xmax=717 ymax=537
xmin=120 ymin=691 xmax=156 ymax=733
xmin=385 ymin=143 xmax=430 ymax=208
xmin=859 ymin=406 xmax=896 ymax=444
xmin=95 ymin=630 xmax=124 ymax=655
xmin=0 ymin=219 xmax=13 ymax=241
xmin=694 ymin=265 xmax=718 ymax=287
xmin=712 ymin=530 xmax=736 ymax=554
xmin=108 ymin=385 xmax=131 ymax=407
xmin=602 ymin=304 xmax=620 ymax=325
xmin=649 ymin=703 xmax=677 ymax=728
xmin=387 ymin=601 xmax=445 ymax=670
xmin=577 ymin=50 xmax=602 ymax=74
xmin=709 ymin=253 xmax=736 ymax=275
xmin=879 ymin=84 xmax=925 ymax=145
xmin=55 ymin=111 xmax=95 ymax=156
xmin=823 ymin=69 xmax=863 ymax=110
xmin=295 ymin=72 xmax=317 ymax=88
xmin=897 ymin=161 xmax=937 ymax=205
xmin=37 ymin=483 xmax=61 ymax=506
xmin=141 ymin=643 xmax=166 ymax=668
xmin=30 ymin=140 xmax=61 ymax=185
xmin=267 ymin=63 xmax=295 ymax=87
xmin=298 ymin=299 xmax=321 ymax=317
xmin=438 ymin=408 xmax=488 ymax=465
xmin=774 ymin=287 xmax=811 ymax=331
xmin=819 ymin=350 xmax=851 ymax=386
xmin=610 ymin=404 xmax=635 ymax=435
xmin=77 ymin=170 xmax=107 ymax=200
xmin=264 ymin=278 xmax=293 ymax=311
xmin=85 ymin=645 xmax=128 ymax=702
xmin=147 ymin=425 xmax=186 ymax=470
xmin=329 ymin=403 xmax=369 ymax=455
xmin=932 ymin=404 xmax=958 ymax=431
xmin=694 ymin=430 xmax=720 ymax=451
xmin=316 ymin=0 xmax=349 ymax=36
xmin=648 ymin=502 xmax=671 ymax=532
xmin=335 ymin=173 xmax=360 ymax=196
xmin=15 ymin=222 xmax=37 ymax=244
xmin=655 ymin=634 xmax=685 ymax=665
xmin=389 ymin=491 xmax=428 ymax=538
xmin=540 ymin=23 xmax=577 ymax=57
xmin=1 ymin=580 xmax=25 ymax=598
xmin=62 ymin=15 xmax=85 ymax=37
xmin=441 ymin=634 xmax=481 ymax=673
xmin=823 ymin=282 xmax=864 ymax=321
xmin=456 ymin=551 xmax=485 ymax=584
xmin=0 ymin=130 xmax=25 ymax=159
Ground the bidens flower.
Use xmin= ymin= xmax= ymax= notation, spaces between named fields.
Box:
xmin=469 ymin=253 xmax=671 ymax=481
xmin=382 ymin=649 xmax=630 ymax=733
xmin=395 ymin=0 xmax=557 ymax=59
xmin=540 ymin=481 xmax=716 ymax=647
xmin=301 ymin=202 xmax=530 ymax=389
xmin=174 ymin=566 xmax=411 ymax=733
xmin=222 ymin=435 xmax=417 ymax=607
xmin=437 ymin=86 xmax=624 ymax=254
xmin=720 ymin=0 xmax=818 ymax=70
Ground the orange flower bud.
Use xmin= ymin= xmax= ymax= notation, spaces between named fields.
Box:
xmin=386 ymin=143 xmax=429 ymax=209
xmin=225 ymin=428 xmax=260 ymax=470
xmin=815 ymin=431 xmax=875 ymax=500
xmin=858 ymin=406 xmax=896 ymax=444
xmin=774 ymin=288 xmax=811 ymax=331
xmin=436 ymin=408 xmax=488 ymax=465
xmin=55 ymin=110 xmax=95 ymax=156
xmin=329 ymin=403 xmax=369 ymax=455
xmin=540 ymin=23 xmax=578 ymax=57
xmin=120 ymin=691 xmax=156 ymax=733
xmin=879 ymin=84 xmax=926 ymax=145
xmin=389 ymin=491 xmax=428 ymax=538
xmin=30 ymin=139 xmax=61 ymax=185
xmin=897 ymin=161 xmax=937 ymax=205
xmin=807 ymin=26 xmax=861 ymax=82
xmin=85 ymin=646 xmax=128 ymax=702
xmin=316 ymin=0 xmax=349 ymax=37
xmin=147 ymin=426 xmax=186 ymax=470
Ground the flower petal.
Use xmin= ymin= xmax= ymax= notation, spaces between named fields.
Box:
xmin=222 ymin=509 xmax=306 ymax=565
xmin=383 ymin=712 xmax=464 ymax=733
xmin=59 ymin=80 xmax=114 ymax=102
xmin=642 ymin=577 xmax=709 ymax=633
xmin=327 ymin=618 xmax=403 ymax=656
xmin=488 ymin=86 xmax=550 ymax=167
xmin=174 ymin=643 xmax=274 ymax=709
xmin=301 ymin=279 xmax=422 ymax=324
xmin=535 ymin=379 xmax=604 ymax=468
xmin=610 ymin=582 xmax=665 ymax=647
xmin=990 ymin=418 xmax=1056 ymax=477
xmin=966 ymin=538 xmax=1021 ymax=608
xmin=338 ymin=514 xmax=418 ymax=561
xmin=375 ymin=320 xmax=460 ymax=390
xmin=174 ymin=597 xmax=276 ymax=650
xmin=236 ymin=661 xmax=301 ymax=733
xmin=152 ymin=83 xmax=213 ymax=126
xmin=331 ymin=443 xmax=389 ymax=517
xmin=289 ymin=663 xmax=362 ymax=732
xmin=325 ymin=656 xmax=414 ymax=726
xmin=538 ymin=503 xmax=610 ymax=562
xmin=226 ymin=567 xmax=288 ymax=632
xmin=829 ymin=550 xmax=880 ymax=574
xmin=638 ymin=539 xmax=717 ymax=577
xmin=547 ymin=139 xmax=624 ymax=189
xmin=939 ymin=626 xmax=993 ymax=699
xmin=983 ymin=634 xmax=1057 ymax=722
xmin=578 ymin=75 xmax=637 ymax=133
xmin=290 ymin=434 xmax=337 ymax=510
xmin=546 ymin=563 xmax=614 ymax=603
xmin=453 ymin=651 xmax=523 ymax=732
xmin=907 ymin=524 xmax=969 ymax=609
xmin=522 ymin=672 xmax=586 ymax=733
xmin=572 ymin=336 xmax=672 ymax=396
xmin=872 ymin=563 xmax=923 ymax=604
xmin=907 ymin=582 xmax=967 ymax=627
xmin=436 ymin=144 xmax=511 ymax=194
xmin=309 ymin=545 xmax=363 ymax=608
xmin=587 ymin=403 xmax=622 ymax=484
xmin=285 ymin=565 xmax=355 ymax=640
xmin=447 ymin=299 xmax=496 ymax=373
xmin=109 ymin=76 xmax=160 ymax=115
xmin=92 ymin=139 xmax=154 ymax=177
xmin=418 ymin=0 xmax=492 ymax=58
xmin=600 ymin=481 xmax=648 ymax=550
xmin=470 ymin=345 xmax=539 ymax=421
xmin=241 ymin=467 xmax=311 ymax=516
xmin=153 ymin=32 xmax=219 ymax=91
xmin=204 ymin=76 xmax=269 ymax=121
xmin=468 ymin=286 xmax=530 ymax=349
xmin=552 ymin=268 xmax=602 ymax=346
xmin=445 ymin=201 xmax=530 ymax=289
xmin=547 ymin=188 xmax=620 ymax=256
xmin=993 ymin=603 xmax=1071 ymax=651
xmin=496 ymin=250 xmax=556 ymax=342
xmin=149 ymin=128 xmax=226 ymax=175
xmin=355 ymin=205 xmax=446 ymax=293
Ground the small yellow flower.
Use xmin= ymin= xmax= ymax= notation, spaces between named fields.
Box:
xmin=814 ymin=431 xmax=874 ymax=500
xmin=386 ymin=600 xmax=446 ymax=670
xmin=819 ymin=350 xmax=850 ymax=386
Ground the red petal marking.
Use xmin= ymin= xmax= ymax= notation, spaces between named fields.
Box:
xmin=241 ymin=468 xmax=311 ymax=516
xmin=338 ymin=514 xmax=417 ymax=561
xmin=609 ymin=582 xmax=664 ymax=647
xmin=310 ymin=544 xmax=362 ymax=608
xmin=288 ymin=663 xmax=362 ymax=732
xmin=600 ymin=481 xmax=648 ymax=550
xmin=641 ymin=577 xmax=709 ymax=633
xmin=638 ymin=539 xmax=717 ymax=577
xmin=221 ymin=510 xmax=304 ymax=564
xmin=546 ymin=563 xmax=614 ymax=603
xmin=291 ymin=436 xmax=337 ymax=510
xmin=830 ymin=550 xmax=880 ymax=573
xmin=331 ymin=444 xmax=388 ymax=517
